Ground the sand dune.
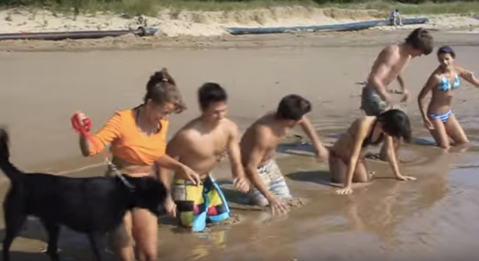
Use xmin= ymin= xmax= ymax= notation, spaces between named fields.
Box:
xmin=1 ymin=6 xmax=479 ymax=37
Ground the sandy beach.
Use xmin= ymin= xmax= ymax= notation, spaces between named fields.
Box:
xmin=0 ymin=6 xmax=478 ymax=53
xmin=1 ymin=6 xmax=479 ymax=261
xmin=1 ymin=6 xmax=479 ymax=37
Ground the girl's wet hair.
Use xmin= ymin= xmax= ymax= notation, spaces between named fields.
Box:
xmin=144 ymin=68 xmax=186 ymax=113
xmin=437 ymin=45 xmax=456 ymax=59
xmin=377 ymin=109 xmax=412 ymax=143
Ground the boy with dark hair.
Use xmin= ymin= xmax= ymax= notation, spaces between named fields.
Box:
xmin=239 ymin=94 xmax=329 ymax=215
xmin=360 ymin=27 xmax=433 ymax=160
xmin=276 ymin=94 xmax=312 ymax=120
xmin=405 ymin=27 xmax=434 ymax=56
xmin=159 ymin=82 xmax=249 ymax=232
xmin=361 ymin=27 xmax=434 ymax=117
xmin=198 ymin=82 xmax=227 ymax=110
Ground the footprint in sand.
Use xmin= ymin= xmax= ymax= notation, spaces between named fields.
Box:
xmin=365 ymin=152 xmax=409 ymax=164
xmin=228 ymin=197 xmax=307 ymax=212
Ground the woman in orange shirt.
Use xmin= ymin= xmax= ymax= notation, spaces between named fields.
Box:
xmin=75 ymin=68 xmax=199 ymax=261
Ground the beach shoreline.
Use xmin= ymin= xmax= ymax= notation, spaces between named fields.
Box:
xmin=0 ymin=28 xmax=478 ymax=54
xmin=0 ymin=5 xmax=477 ymax=52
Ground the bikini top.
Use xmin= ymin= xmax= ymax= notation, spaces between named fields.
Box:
xmin=362 ymin=120 xmax=384 ymax=148
xmin=438 ymin=74 xmax=460 ymax=92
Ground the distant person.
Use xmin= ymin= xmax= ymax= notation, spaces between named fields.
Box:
xmin=390 ymin=9 xmax=403 ymax=26
xmin=329 ymin=109 xmax=415 ymax=195
xmin=417 ymin=45 xmax=479 ymax=149
xmin=240 ymin=94 xmax=329 ymax=215
xmin=159 ymin=82 xmax=250 ymax=232
xmin=360 ymin=27 xmax=433 ymax=160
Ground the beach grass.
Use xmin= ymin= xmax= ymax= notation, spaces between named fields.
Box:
xmin=333 ymin=1 xmax=479 ymax=15
xmin=2 ymin=0 xmax=479 ymax=16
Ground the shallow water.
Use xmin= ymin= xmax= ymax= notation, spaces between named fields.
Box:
xmin=1 ymin=32 xmax=479 ymax=260
xmin=4 ymin=122 xmax=479 ymax=261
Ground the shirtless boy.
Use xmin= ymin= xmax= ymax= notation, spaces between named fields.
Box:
xmin=360 ymin=27 xmax=433 ymax=159
xmin=240 ymin=94 xmax=329 ymax=215
xmin=159 ymin=82 xmax=249 ymax=232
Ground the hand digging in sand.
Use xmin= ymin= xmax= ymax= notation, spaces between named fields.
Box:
xmin=159 ymin=83 xmax=250 ymax=232
xmin=329 ymin=109 xmax=416 ymax=195
xmin=240 ymin=94 xmax=328 ymax=215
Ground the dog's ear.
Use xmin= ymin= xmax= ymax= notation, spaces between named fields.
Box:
xmin=0 ymin=126 xmax=10 ymax=159
xmin=0 ymin=127 xmax=9 ymax=143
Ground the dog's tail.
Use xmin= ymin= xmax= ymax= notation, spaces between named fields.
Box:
xmin=0 ymin=127 xmax=23 ymax=181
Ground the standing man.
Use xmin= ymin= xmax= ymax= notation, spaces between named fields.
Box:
xmin=159 ymin=82 xmax=249 ymax=232
xmin=240 ymin=94 xmax=329 ymax=215
xmin=360 ymin=27 xmax=433 ymax=159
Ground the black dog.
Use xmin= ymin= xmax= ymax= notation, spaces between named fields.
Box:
xmin=0 ymin=128 xmax=167 ymax=261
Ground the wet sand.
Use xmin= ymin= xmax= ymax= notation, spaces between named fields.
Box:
xmin=1 ymin=30 xmax=479 ymax=260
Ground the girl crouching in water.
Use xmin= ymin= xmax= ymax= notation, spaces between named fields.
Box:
xmin=75 ymin=69 xmax=200 ymax=261
xmin=418 ymin=45 xmax=479 ymax=149
xmin=329 ymin=109 xmax=415 ymax=195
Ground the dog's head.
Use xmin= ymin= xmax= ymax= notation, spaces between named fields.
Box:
xmin=130 ymin=177 xmax=168 ymax=216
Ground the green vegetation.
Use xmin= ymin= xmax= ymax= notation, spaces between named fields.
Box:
xmin=334 ymin=0 xmax=479 ymax=15
xmin=1 ymin=0 xmax=478 ymax=16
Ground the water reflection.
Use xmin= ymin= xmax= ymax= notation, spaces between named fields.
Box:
xmin=156 ymin=123 xmax=478 ymax=260
xmin=189 ymin=230 xmax=227 ymax=260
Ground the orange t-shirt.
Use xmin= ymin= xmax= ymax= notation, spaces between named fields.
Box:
xmin=88 ymin=109 xmax=169 ymax=166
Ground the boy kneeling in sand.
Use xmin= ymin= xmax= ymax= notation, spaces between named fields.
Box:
xmin=239 ymin=94 xmax=329 ymax=215
xmin=159 ymin=83 xmax=249 ymax=232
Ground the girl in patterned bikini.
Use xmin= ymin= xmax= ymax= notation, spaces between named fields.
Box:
xmin=418 ymin=46 xmax=479 ymax=149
